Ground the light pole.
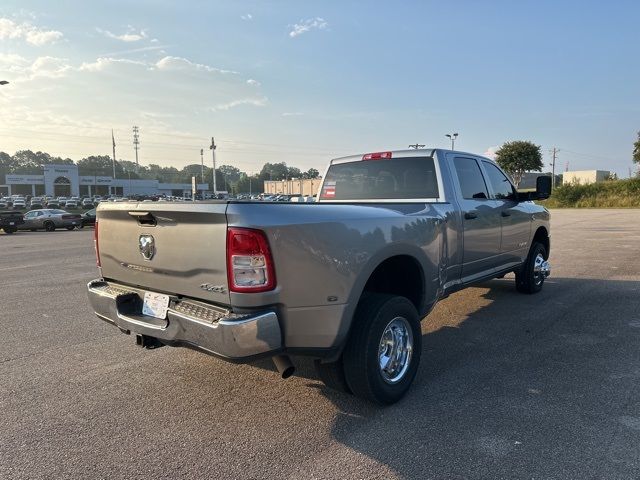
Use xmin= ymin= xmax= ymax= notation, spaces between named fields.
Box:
xmin=209 ymin=137 xmax=217 ymax=195
xmin=445 ymin=133 xmax=458 ymax=150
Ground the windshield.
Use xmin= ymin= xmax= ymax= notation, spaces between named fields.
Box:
xmin=321 ymin=157 xmax=439 ymax=200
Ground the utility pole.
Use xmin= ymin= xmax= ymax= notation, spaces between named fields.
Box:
xmin=111 ymin=129 xmax=117 ymax=179
xmin=209 ymin=137 xmax=217 ymax=195
xmin=549 ymin=147 xmax=559 ymax=189
xmin=132 ymin=126 xmax=140 ymax=171
xmin=408 ymin=143 xmax=425 ymax=149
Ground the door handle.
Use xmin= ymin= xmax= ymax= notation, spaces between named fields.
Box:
xmin=464 ymin=212 xmax=477 ymax=220
xmin=501 ymin=211 xmax=511 ymax=217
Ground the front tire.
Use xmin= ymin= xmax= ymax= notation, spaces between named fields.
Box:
xmin=343 ymin=294 xmax=421 ymax=405
xmin=515 ymin=242 xmax=548 ymax=294
xmin=44 ymin=221 xmax=55 ymax=232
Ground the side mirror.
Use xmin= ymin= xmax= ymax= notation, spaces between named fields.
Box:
xmin=535 ymin=175 xmax=552 ymax=200
xmin=516 ymin=175 xmax=552 ymax=201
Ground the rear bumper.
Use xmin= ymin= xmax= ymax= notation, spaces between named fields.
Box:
xmin=87 ymin=279 xmax=282 ymax=361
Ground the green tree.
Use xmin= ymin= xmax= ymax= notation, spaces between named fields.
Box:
xmin=302 ymin=168 xmax=320 ymax=179
xmin=0 ymin=151 xmax=11 ymax=182
xmin=259 ymin=162 xmax=288 ymax=181
xmin=633 ymin=131 xmax=640 ymax=168
xmin=494 ymin=141 xmax=543 ymax=187
xmin=287 ymin=166 xmax=301 ymax=179
xmin=77 ymin=155 xmax=115 ymax=176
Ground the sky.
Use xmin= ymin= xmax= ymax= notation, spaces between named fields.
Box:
xmin=0 ymin=0 xmax=639 ymax=176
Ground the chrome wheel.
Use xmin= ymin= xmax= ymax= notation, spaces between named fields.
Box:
xmin=378 ymin=316 xmax=413 ymax=384
xmin=532 ymin=253 xmax=550 ymax=286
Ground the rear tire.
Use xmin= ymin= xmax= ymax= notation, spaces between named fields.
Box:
xmin=2 ymin=227 xmax=16 ymax=234
xmin=515 ymin=242 xmax=547 ymax=294
xmin=343 ymin=294 xmax=421 ymax=405
xmin=44 ymin=221 xmax=55 ymax=232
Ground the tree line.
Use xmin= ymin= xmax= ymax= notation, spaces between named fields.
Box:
xmin=0 ymin=150 xmax=320 ymax=193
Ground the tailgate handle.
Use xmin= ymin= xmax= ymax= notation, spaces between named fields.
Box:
xmin=128 ymin=211 xmax=157 ymax=226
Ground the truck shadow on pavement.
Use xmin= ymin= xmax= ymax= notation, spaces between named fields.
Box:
xmin=254 ymin=275 xmax=640 ymax=477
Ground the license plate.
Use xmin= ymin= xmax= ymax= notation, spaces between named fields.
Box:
xmin=9 ymin=222 xmax=14 ymax=225
xmin=72 ymin=222 xmax=76 ymax=225
xmin=142 ymin=292 xmax=170 ymax=319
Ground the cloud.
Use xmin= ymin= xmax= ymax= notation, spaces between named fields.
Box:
xmin=0 ymin=17 xmax=63 ymax=45
xmin=79 ymin=57 xmax=147 ymax=72
xmin=241 ymin=14 xmax=253 ymax=21
xmin=155 ymin=55 xmax=238 ymax=74
xmin=484 ymin=146 xmax=499 ymax=159
xmin=101 ymin=44 xmax=167 ymax=57
xmin=30 ymin=56 xmax=72 ymax=78
xmin=282 ymin=112 xmax=304 ymax=117
xmin=210 ymin=97 xmax=268 ymax=112
xmin=97 ymin=27 xmax=147 ymax=42
xmin=0 ymin=54 xmax=71 ymax=80
xmin=289 ymin=17 xmax=328 ymax=38
xmin=246 ymin=79 xmax=260 ymax=86
xmin=0 ymin=52 xmax=29 ymax=72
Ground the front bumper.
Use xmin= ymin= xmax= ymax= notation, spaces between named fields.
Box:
xmin=87 ymin=279 xmax=282 ymax=361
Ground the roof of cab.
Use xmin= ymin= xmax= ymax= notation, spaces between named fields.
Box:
xmin=329 ymin=148 xmax=494 ymax=165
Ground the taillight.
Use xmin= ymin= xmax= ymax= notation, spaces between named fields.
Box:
xmin=94 ymin=221 xmax=101 ymax=267
xmin=362 ymin=151 xmax=392 ymax=160
xmin=226 ymin=227 xmax=276 ymax=293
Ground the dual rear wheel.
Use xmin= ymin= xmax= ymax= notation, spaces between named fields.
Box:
xmin=315 ymin=294 xmax=421 ymax=405
xmin=315 ymin=242 xmax=548 ymax=405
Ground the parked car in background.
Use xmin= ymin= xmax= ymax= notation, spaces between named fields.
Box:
xmin=65 ymin=199 xmax=79 ymax=209
xmin=0 ymin=210 xmax=25 ymax=233
xmin=82 ymin=198 xmax=94 ymax=208
xmin=12 ymin=198 xmax=26 ymax=210
xmin=79 ymin=208 xmax=96 ymax=228
xmin=46 ymin=200 xmax=60 ymax=209
xmin=19 ymin=209 xmax=82 ymax=231
xmin=29 ymin=198 xmax=44 ymax=209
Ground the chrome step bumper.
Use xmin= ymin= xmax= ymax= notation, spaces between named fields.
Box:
xmin=87 ymin=279 xmax=282 ymax=361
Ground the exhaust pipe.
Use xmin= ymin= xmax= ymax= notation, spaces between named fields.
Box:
xmin=272 ymin=355 xmax=295 ymax=379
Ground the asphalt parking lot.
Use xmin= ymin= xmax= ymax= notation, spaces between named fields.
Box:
xmin=1 ymin=209 xmax=640 ymax=479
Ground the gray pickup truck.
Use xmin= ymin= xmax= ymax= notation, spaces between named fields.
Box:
xmin=87 ymin=148 xmax=551 ymax=404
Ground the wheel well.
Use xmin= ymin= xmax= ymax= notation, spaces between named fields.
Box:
xmin=533 ymin=227 xmax=549 ymax=258
xmin=361 ymin=255 xmax=424 ymax=311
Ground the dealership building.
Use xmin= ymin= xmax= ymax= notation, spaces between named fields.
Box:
xmin=0 ymin=164 xmax=208 ymax=198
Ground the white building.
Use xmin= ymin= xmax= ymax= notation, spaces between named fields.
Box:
xmin=563 ymin=170 xmax=610 ymax=185
xmin=0 ymin=164 xmax=208 ymax=197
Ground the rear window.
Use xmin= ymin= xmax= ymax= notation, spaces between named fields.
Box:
xmin=320 ymin=157 xmax=439 ymax=200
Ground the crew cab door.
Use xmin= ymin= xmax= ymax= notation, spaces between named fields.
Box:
xmin=450 ymin=156 xmax=502 ymax=281
xmin=480 ymin=161 xmax=531 ymax=266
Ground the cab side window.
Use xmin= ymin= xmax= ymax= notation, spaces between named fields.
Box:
xmin=453 ymin=157 xmax=489 ymax=200
xmin=482 ymin=161 xmax=515 ymax=200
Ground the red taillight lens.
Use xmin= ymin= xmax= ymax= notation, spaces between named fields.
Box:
xmin=362 ymin=151 xmax=392 ymax=160
xmin=94 ymin=221 xmax=101 ymax=267
xmin=226 ymin=227 xmax=276 ymax=293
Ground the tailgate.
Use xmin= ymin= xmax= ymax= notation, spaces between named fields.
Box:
xmin=97 ymin=202 xmax=230 ymax=305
